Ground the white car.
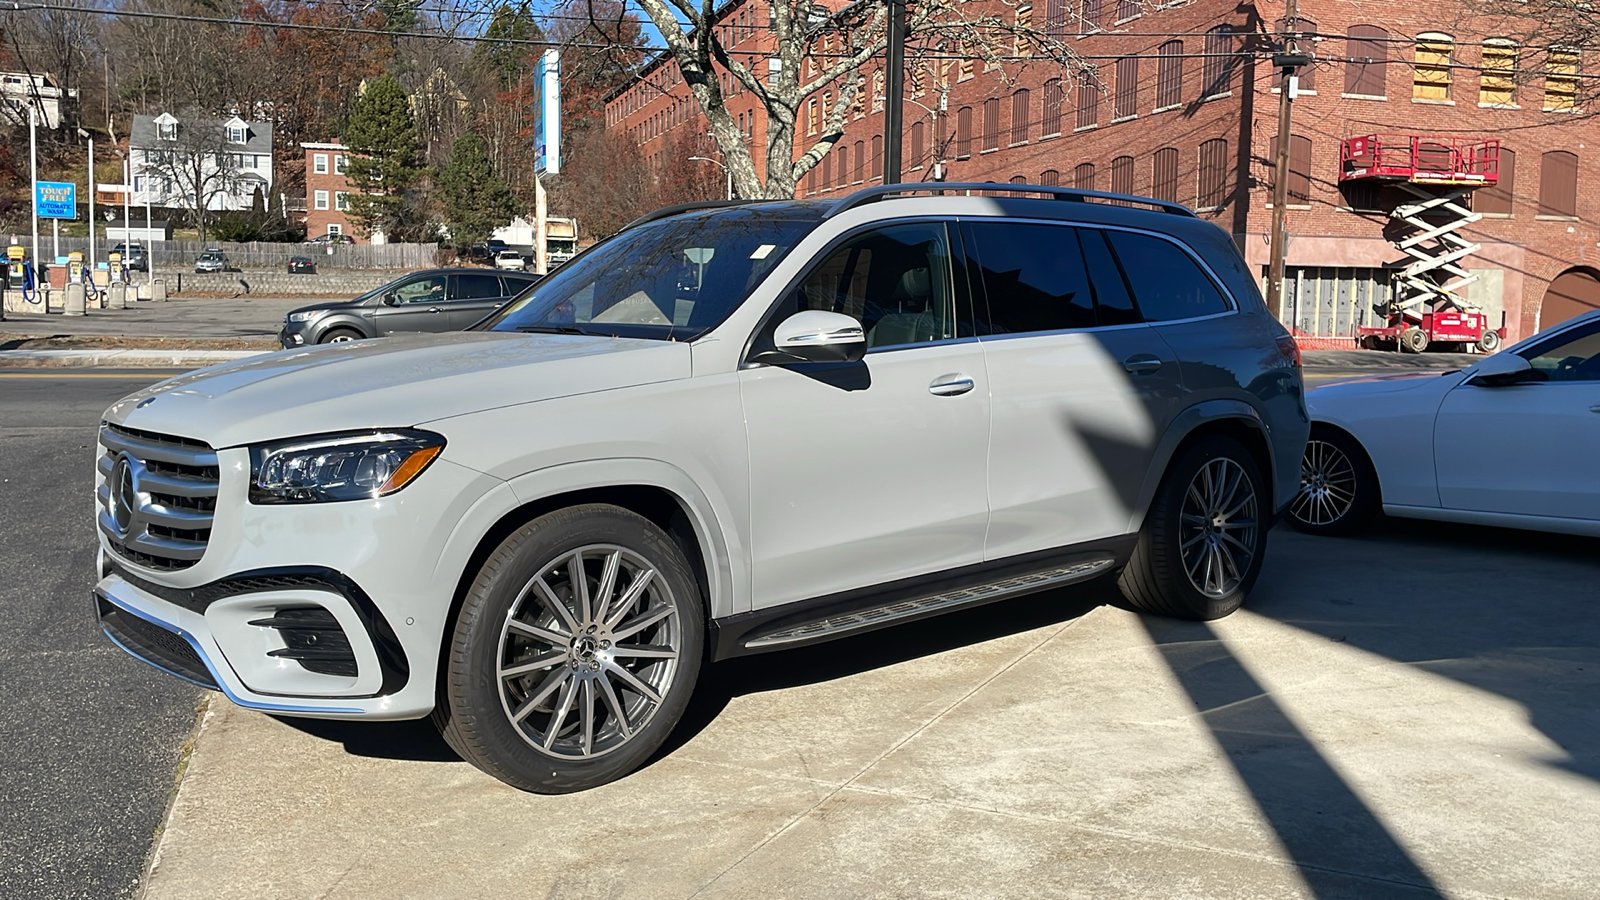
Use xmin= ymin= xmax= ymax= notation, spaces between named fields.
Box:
xmin=93 ymin=186 xmax=1308 ymax=793
xmin=494 ymin=249 xmax=526 ymax=270
xmin=1291 ymin=309 xmax=1600 ymax=537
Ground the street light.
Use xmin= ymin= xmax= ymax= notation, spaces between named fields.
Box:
xmin=688 ymin=156 xmax=733 ymax=200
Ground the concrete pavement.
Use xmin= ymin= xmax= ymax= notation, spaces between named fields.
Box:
xmin=141 ymin=522 xmax=1600 ymax=899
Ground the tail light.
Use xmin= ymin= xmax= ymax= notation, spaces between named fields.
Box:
xmin=1275 ymin=334 xmax=1302 ymax=368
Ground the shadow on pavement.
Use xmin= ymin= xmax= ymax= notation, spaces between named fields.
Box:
xmin=272 ymin=716 xmax=462 ymax=763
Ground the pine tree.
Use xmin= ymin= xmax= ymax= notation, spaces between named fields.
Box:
xmin=437 ymin=133 xmax=518 ymax=250
xmin=343 ymin=73 xmax=427 ymax=241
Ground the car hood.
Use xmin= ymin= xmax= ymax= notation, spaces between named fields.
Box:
xmin=104 ymin=331 xmax=692 ymax=448
xmin=288 ymin=298 xmax=368 ymax=317
xmin=1306 ymin=370 xmax=1458 ymax=413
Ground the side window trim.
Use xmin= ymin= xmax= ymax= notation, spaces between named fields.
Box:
xmin=741 ymin=218 xmax=972 ymax=365
xmin=1097 ymin=222 xmax=1241 ymax=319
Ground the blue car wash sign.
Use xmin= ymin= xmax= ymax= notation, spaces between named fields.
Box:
xmin=36 ymin=181 xmax=76 ymax=219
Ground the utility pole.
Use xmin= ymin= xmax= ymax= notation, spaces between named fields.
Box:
xmin=1267 ymin=0 xmax=1310 ymax=321
xmin=881 ymin=0 xmax=907 ymax=185
xmin=30 ymin=106 xmax=41 ymax=292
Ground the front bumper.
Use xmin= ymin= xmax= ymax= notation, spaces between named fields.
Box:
xmin=279 ymin=320 xmax=312 ymax=347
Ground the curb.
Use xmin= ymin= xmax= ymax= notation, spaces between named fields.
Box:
xmin=0 ymin=348 xmax=268 ymax=368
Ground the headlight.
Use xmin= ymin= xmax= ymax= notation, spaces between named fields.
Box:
xmin=287 ymin=311 xmax=320 ymax=323
xmin=248 ymin=430 xmax=445 ymax=504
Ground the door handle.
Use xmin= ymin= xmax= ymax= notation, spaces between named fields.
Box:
xmin=1590 ymin=404 xmax=1600 ymax=413
xmin=428 ymin=307 xmax=443 ymax=313
xmin=1124 ymin=355 xmax=1163 ymax=375
xmin=929 ymin=374 xmax=976 ymax=396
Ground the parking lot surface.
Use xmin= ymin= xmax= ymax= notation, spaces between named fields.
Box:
xmin=143 ymin=520 xmax=1599 ymax=899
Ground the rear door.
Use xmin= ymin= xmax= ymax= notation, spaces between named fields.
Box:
xmin=448 ymin=272 xmax=515 ymax=329
xmin=966 ymin=220 xmax=1186 ymax=559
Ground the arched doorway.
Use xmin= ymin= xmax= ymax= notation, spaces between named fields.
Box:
xmin=1540 ymin=268 xmax=1600 ymax=332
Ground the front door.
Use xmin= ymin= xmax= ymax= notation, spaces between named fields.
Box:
xmin=373 ymin=273 xmax=451 ymax=335
xmin=740 ymin=221 xmax=991 ymax=610
xmin=965 ymin=220 xmax=1187 ymax=559
xmin=1435 ymin=317 xmax=1600 ymax=519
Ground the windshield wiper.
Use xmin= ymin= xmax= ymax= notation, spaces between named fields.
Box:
xmin=515 ymin=325 xmax=593 ymax=335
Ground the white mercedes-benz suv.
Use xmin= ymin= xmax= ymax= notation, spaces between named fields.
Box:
xmin=94 ymin=185 xmax=1309 ymax=792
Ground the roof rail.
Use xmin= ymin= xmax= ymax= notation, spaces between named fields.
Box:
xmin=621 ymin=199 xmax=778 ymax=231
xmin=824 ymin=183 xmax=1197 ymax=219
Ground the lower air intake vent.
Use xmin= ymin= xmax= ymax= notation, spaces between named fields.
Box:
xmin=98 ymin=595 xmax=219 ymax=689
xmin=250 ymin=607 xmax=358 ymax=677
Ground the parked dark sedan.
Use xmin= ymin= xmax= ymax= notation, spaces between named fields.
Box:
xmin=287 ymin=256 xmax=317 ymax=274
xmin=278 ymin=268 xmax=540 ymax=346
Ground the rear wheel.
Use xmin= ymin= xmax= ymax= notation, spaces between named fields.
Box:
xmin=1288 ymin=426 xmax=1380 ymax=536
xmin=1477 ymin=329 xmax=1502 ymax=354
xmin=435 ymin=504 xmax=703 ymax=793
xmin=1401 ymin=326 xmax=1429 ymax=354
xmin=1118 ymin=435 xmax=1267 ymax=621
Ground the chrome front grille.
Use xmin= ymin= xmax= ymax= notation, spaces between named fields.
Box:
xmin=97 ymin=422 xmax=219 ymax=570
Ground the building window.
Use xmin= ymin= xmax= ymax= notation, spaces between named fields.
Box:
xmin=1074 ymin=163 xmax=1096 ymax=191
xmin=872 ymin=134 xmax=884 ymax=178
xmin=313 ymin=153 xmax=328 ymax=174
xmin=1011 ymin=89 xmax=1030 ymax=144
xmin=1414 ymin=33 xmax=1454 ymax=101
xmin=1157 ymin=41 xmax=1183 ymax=109
xmin=982 ymin=97 xmax=1000 ymax=151
xmin=1014 ymin=4 xmax=1032 ymax=57
xmin=1539 ymin=150 xmax=1579 ymax=218
xmin=1110 ymin=155 xmax=1134 ymax=195
xmin=1010 ymin=175 xmax=1028 ymax=184
xmin=959 ymin=57 xmax=973 ymax=82
xmin=1545 ymin=48 xmax=1579 ymax=111
xmin=1476 ymin=147 xmax=1516 ymax=215
xmin=327 ymin=224 xmax=342 ymax=236
xmin=807 ymin=98 xmax=817 ymax=135
xmin=1198 ymin=138 xmax=1229 ymax=208
xmin=1082 ymin=0 xmax=1102 ymax=34
xmin=157 ymin=121 xmax=176 ymax=140
xmin=910 ymin=120 xmax=925 ymax=167
xmin=314 ymin=190 xmax=329 ymax=210
xmin=1075 ymin=76 xmax=1098 ymax=129
xmin=806 ymin=168 xmax=816 ymax=196
xmin=1046 ymin=0 xmax=1067 ymax=38
xmin=1042 ymin=79 xmax=1064 ymax=135
xmin=852 ymin=141 xmax=864 ymax=182
xmin=1270 ymin=134 xmax=1313 ymax=205
xmin=227 ymin=125 xmax=245 ymax=144
xmin=1345 ymin=25 xmax=1389 ymax=97
xmin=821 ymin=152 xmax=832 ymax=191
xmin=334 ymin=191 xmax=350 ymax=211
xmin=1203 ymin=26 xmax=1236 ymax=98
xmin=1116 ymin=0 xmax=1137 ymax=21
xmin=1115 ymin=57 xmax=1138 ymax=119
xmin=956 ymin=107 xmax=972 ymax=158
xmin=1152 ymin=147 xmax=1179 ymax=203
xmin=1041 ymin=169 xmax=1060 ymax=186
xmin=1480 ymin=39 xmax=1518 ymax=106
xmin=335 ymin=155 xmax=348 ymax=174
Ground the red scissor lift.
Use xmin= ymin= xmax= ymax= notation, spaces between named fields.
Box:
xmin=1339 ymin=134 xmax=1508 ymax=353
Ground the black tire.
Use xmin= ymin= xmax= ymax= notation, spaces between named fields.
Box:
xmin=1118 ymin=435 xmax=1267 ymax=621
xmin=1477 ymin=329 xmax=1502 ymax=354
xmin=1286 ymin=426 xmax=1381 ymax=536
xmin=1401 ymin=326 xmax=1429 ymax=354
xmin=434 ymin=504 xmax=704 ymax=793
xmin=317 ymin=327 xmax=363 ymax=344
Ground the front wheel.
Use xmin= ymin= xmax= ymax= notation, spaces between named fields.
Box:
xmin=1477 ymin=329 xmax=1502 ymax=354
xmin=435 ymin=505 xmax=704 ymax=793
xmin=1287 ymin=427 xmax=1380 ymax=536
xmin=318 ymin=327 xmax=363 ymax=344
xmin=1118 ymin=435 xmax=1267 ymax=621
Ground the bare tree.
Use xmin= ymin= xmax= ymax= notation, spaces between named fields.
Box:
xmin=137 ymin=119 xmax=250 ymax=241
xmin=569 ymin=0 xmax=1093 ymax=198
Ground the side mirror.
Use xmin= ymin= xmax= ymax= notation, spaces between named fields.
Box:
xmin=770 ymin=310 xmax=867 ymax=363
xmin=381 ymin=291 xmax=398 ymax=306
xmin=1468 ymin=351 xmax=1536 ymax=387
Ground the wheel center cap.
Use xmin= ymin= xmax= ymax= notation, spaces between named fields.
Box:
xmin=572 ymin=635 xmax=599 ymax=661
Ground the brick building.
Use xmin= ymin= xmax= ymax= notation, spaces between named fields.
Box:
xmin=300 ymin=141 xmax=365 ymax=242
xmin=607 ymin=0 xmax=1600 ymax=343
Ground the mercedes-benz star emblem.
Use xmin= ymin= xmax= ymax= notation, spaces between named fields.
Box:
xmin=110 ymin=453 xmax=138 ymax=537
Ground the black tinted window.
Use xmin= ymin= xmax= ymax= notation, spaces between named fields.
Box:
xmin=1104 ymin=231 xmax=1231 ymax=321
xmin=966 ymin=221 xmax=1096 ymax=333
xmin=1524 ymin=320 xmax=1600 ymax=381
xmin=455 ymin=273 xmax=504 ymax=299
xmin=1078 ymin=229 xmax=1140 ymax=326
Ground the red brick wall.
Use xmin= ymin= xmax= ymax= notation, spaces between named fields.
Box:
xmin=303 ymin=145 xmax=364 ymax=243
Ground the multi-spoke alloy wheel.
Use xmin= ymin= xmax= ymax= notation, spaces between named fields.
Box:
xmin=1118 ymin=435 xmax=1267 ymax=621
xmin=437 ymin=504 xmax=703 ymax=793
xmin=497 ymin=545 xmax=681 ymax=760
xmin=1178 ymin=458 xmax=1259 ymax=598
xmin=1292 ymin=440 xmax=1357 ymax=528
xmin=1286 ymin=427 xmax=1380 ymax=536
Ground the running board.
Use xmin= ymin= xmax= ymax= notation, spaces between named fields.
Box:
xmin=741 ymin=558 xmax=1116 ymax=650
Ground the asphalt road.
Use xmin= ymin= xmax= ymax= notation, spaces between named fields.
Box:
xmin=0 ymin=368 xmax=201 ymax=900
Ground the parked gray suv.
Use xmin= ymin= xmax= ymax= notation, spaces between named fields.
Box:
xmin=278 ymin=268 xmax=540 ymax=346
xmin=96 ymin=184 xmax=1307 ymax=793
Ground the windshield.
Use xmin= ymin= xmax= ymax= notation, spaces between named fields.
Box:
xmin=481 ymin=207 xmax=820 ymax=341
